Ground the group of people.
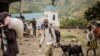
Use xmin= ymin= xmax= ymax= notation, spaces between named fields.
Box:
xmin=0 ymin=12 xmax=99 ymax=56
xmin=0 ymin=12 xmax=60 ymax=56
xmin=38 ymin=20 xmax=99 ymax=56
xmin=19 ymin=16 xmax=37 ymax=37
xmin=39 ymin=20 xmax=99 ymax=56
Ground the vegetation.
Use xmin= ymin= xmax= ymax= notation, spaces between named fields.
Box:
xmin=60 ymin=18 xmax=88 ymax=28
xmin=62 ymin=35 xmax=76 ymax=39
xmin=10 ymin=0 xmax=98 ymax=17
xmin=84 ymin=1 xmax=100 ymax=21
xmin=61 ymin=32 xmax=85 ymax=43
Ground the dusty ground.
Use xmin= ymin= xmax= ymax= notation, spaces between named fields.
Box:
xmin=0 ymin=29 xmax=100 ymax=56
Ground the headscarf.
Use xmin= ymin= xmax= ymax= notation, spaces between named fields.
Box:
xmin=0 ymin=12 xmax=10 ymax=24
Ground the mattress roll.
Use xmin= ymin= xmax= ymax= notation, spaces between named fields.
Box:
xmin=8 ymin=18 xmax=24 ymax=38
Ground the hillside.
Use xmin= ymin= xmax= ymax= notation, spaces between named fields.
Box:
xmin=9 ymin=0 xmax=100 ymax=18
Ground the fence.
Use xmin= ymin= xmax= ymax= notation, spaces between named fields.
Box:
xmin=60 ymin=25 xmax=87 ymax=29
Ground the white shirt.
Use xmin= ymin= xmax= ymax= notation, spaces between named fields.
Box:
xmin=40 ymin=27 xmax=56 ymax=45
xmin=86 ymin=29 xmax=95 ymax=42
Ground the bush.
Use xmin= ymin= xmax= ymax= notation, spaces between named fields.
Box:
xmin=60 ymin=18 xmax=88 ymax=28
xmin=76 ymin=18 xmax=88 ymax=26
xmin=63 ymin=35 xmax=76 ymax=38
xmin=61 ymin=33 xmax=85 ymax=43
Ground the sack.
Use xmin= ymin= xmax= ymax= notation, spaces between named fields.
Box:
xmin=49 ymin=27 xmax=61 ymax=43
xmin=8 ymin=18 xmax=24 ymax=38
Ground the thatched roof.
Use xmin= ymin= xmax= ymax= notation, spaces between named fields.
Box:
xmin=0 ymin=0 xmax=20 ymax=3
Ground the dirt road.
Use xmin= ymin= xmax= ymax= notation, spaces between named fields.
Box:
xmin=0 ymin=29 xmax=100 ymax=56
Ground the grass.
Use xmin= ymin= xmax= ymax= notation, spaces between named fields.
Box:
xmin=61 ymin=31 xmax=85 ymax=43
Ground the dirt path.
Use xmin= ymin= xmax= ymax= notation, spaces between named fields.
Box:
xmin=17 ymin=37 xmax=100 ymax=56
xmin=0 ymin=29 xmax=100 ymax=56
xmin=17 ymin=37 xmax=62 ymax=56
xmin=17 ymin=29 xmax=100 ymax=56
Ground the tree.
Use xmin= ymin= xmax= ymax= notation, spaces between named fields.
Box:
xmin=51 ymin=0 xmax=55 ymax=6
xmin=84 ymin=1 xmax=100 ymax=21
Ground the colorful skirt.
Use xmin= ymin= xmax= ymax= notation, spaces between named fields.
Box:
xmin=88 ymin=40 xmax=98 ymax=50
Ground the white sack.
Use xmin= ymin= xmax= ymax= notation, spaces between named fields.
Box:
xmin=8 ymin=18 xmax=24 ymax=38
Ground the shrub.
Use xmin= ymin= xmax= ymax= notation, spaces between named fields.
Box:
xmin=60 ymin=18 xmax=88 ymax=28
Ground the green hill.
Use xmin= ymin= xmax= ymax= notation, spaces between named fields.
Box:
xmin=9 ymin=0 xmax=100 ymax=18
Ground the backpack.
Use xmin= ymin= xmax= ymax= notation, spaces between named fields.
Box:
xmin=49 ymin=27 xmax=61 ymax=43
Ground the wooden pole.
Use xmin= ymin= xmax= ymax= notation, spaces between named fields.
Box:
xmin=20 ymin=0 xmax=22 ymax=16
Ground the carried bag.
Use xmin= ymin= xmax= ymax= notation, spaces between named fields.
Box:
xmin=49 ymin=27 xmax=61 ymax=43
xmin=49 ymin=27 xmax=61 ymax=47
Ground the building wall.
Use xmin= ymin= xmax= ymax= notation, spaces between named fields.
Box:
xmin=44 ymin=11 xmax=59 ymax=27
xmin=36 ymin=16 xmax=46 ymax=29
xmin=35 ymin=10 xmax=60 ymax=29
xmin=36 ymin=16 xmax=46 ymax=25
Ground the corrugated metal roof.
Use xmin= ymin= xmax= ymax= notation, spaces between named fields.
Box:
xmin=11 ymin=13 xmax=44 ymax=20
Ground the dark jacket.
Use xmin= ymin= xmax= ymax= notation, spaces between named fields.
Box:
xmin=0 ymin=29 xmax=19 ymax=56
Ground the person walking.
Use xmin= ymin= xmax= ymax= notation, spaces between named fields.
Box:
xmin=86 ymin=25 xmax=98 ymax=56
xmin=39 ymin=19 xmax=56 ymax=56
xmin=0 ymin=12 xmax=23 ymax=56
xmin=30 ymin=18 xmax=37 ymax=36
